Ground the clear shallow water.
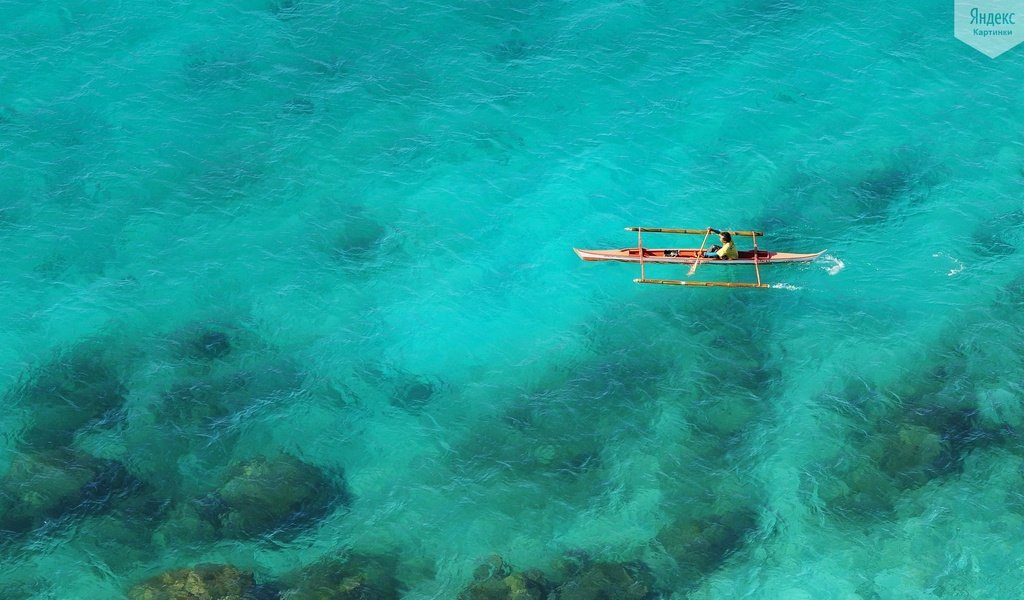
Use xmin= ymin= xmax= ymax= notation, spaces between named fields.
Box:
xmin=2 ymin=0 xmax=1024 ymax=598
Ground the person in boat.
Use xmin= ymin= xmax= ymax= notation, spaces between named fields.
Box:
xmin=704 ymin=229 xmax=738 ymax=259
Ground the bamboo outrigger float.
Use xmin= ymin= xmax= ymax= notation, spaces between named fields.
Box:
xmin=574 ymin=227 xmax=826 ymax=289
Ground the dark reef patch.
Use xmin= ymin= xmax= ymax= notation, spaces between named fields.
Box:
xmin=314 ymin=207 xmax=389 ymax=266
xmin=157 ymin=376 xmax=245 ymax=425
xmin=819 ymin=387 xmax=1008 ymax=519
xmin=338 ymin=361 xmax=448 ymax=413
xmin=0 ymin=450 xmax=142 ymax=539
xmin=10 ymin=345 xmax=127 ymax=450
xmin=283 ymin=553 xmax=403 ymax=599
xmin=183 ymin=46 xmax=256 ymax=90
xmin=392 ymin=378 xmax=440 ymax=413
xmin=553 ymin=559 xmax=657 ymax=600
xmin=813 ymin=275 xmax=1024 ymax=521
xmin=195 ymin=454 xmax=347 ymax=540
xmin=970 ymin=208 xmax=1024 ymax=257
xmin=282 ymin=96 xmax=316 ymax=115
xmin=763 ymin=147 xmax=947 ymax=240
xmin=457 ymin=554 xmax=660 ymax=600
xmin=911 ymin=406 xmax=1005 ymax=475
xmin=850 ymin=165 xmax=915 ymax=218
xmin=656 ymin=509 xmax=758 ymax=587
xmin=841 ymin=152 xmax=945 ymax=225
xmin=189 ymin=329 xmax=232 ymax=361
xmin=450 ymin=396 xmax=606 ymax=499
xmin=153 ymin=358 xmax=301 ymax=425
xmin=458 ymin=555 xmax=550 ymax=600
xmin=127 ymin=357 xmax=306 ymax=501
xmin=128 ymin=564 xmax=261 ymax=600
xmin=270 ymin=0 xmax=301 ymax=20
xmin=489 ymin=39 xmax=532 ymax=63
xmin=189 ymin=153 xmax=266 ymax=204
xmin=0 ymin=104 xmax=16 ymax=125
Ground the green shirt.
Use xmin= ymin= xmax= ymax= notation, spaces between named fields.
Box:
xmin=716 ymin=240 xmax=738 ymax=259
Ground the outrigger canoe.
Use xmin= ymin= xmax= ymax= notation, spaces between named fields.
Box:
xmin=575 ymin=227 xmax=825 ymax=289
xmin=573 ymin=248 xmax=825 ymax=265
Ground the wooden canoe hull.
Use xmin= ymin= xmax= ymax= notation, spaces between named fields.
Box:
xmin=573 ymin=248 xmax=826 ymax=265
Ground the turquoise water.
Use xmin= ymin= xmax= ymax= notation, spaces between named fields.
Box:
xmin=2 ymin=0 xmax=1024 ymax=597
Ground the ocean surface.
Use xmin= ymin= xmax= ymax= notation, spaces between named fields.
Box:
xmin=2 ymin=0 xmax=1024 ymax=598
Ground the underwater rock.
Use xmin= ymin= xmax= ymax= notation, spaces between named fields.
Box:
xmin=875 ymin=425 xmax=942 ymax=485
xmin=656 ymin=509 xmax=757 ymax=582
xmin=473 ymin=555 xmax=512 ymax=581
xmin=156 ymin=358 xmax=303 ymax=425
xmin=189 ymin=329 xmax=232 ymax=361
xmin=151 ymin=503 xmax=219 ymax=549
xmin=0 ymin=449 xmax=139 ymax=536
xmin=282 ymin=97 xmax=316 ymax=115
xmin=183 ymin=47 xmax=254 ymax=90
xmin=526 ymin=437 xmax=600 ymax=476
xmin=2 ymin=584 xmax=33 ymax=600
xmin=130 ymin=363 xmax=302 ymax=503
xmin=971 ymin=209 xmax=1023 ymax=257
xmin=249 ymin=583 xmax=284 ymax=600
xmin=826 ymin=415 xmax=971 ymax=518
xmin=128 ymin=564 xmax=256 ymax=600
xmin=465 ymin=394 xmax=604 ymax=480
xmin=0 ymin=104 xmax=16 ymax=124
xmin=326 ymin=209 xmax=387 ymax=263
xmin=161 ymin=321 xmax=236 ymax=363
xmin=829 ymin=463 xmax=899 ymax=518
xmin=852 ymin=166 xmax=912 ymax=214
xmin=700 ymin=393 xmax=761 ymax=437
xmin=270 ymin=0 xmax=301 ymax=20
xmin=490 ymin=39 xmax=530 ymax=62
xmin=819 ymin=420 xmax=946 ymax=518
xmin=346 ymin=361 xmax=448 ymax=413
xmin=199 ymin=454 xmax=343 ymax=538
xmin=157 ymin=375 xmax=247 ymax=425
xmin=911 ymin=407 xmax=998 ymax=476
xmin=0 ymin=450 xmax=95 ymax=534
xmin=977 ymin=387 xmax=1023 ymax=429
xmin=392 ymin=379 xmax=438 ymax=412
xmin=14 ymin=348 xmax=126 ymax=449
xmin=80 ymin=503 xmax=168 ymax=558
xmin=553 ymin=561 xmax=656 ymax=600
xmin=283 ymin=553 xmax=402 ymax=599
xmin=455 ymin=418 xmax=603 ymax=494
xmin=457 ymin=556 xmax=549 ymax=600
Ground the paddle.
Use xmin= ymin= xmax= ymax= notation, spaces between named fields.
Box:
xmin=751 ymin=231 xmax=762 ymax=286
xmin=688 ymin=227 xmax=715 ymax=276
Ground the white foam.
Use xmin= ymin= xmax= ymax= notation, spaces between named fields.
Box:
xmin=822 ymin=254 xmax=845 ymax=276
xmin=772 ymin=283 xmax=802 ymax=291
xmin=933 ymin=252 xmax=964 ymax=277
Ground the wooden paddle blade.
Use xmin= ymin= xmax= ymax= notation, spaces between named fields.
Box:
xmin=688 ymin=229 xmax=713 ymax=275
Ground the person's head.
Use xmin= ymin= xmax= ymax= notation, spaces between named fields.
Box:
xmin=720 ymin=231 xmax=732 ymax=243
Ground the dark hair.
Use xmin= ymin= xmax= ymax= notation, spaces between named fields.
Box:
xmin=721 ymin=231 xmax=732 ymax=242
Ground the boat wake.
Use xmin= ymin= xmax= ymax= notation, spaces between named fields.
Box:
xmin=772 ymin=283 xmax=802 ymax=291
xmin=822 ymin=254 xmax=844 ymax=276
xmin=933 ymin=252 xmax=964 ymax=277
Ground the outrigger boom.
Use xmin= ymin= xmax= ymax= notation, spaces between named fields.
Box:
xmin=625 ymin=227 xmax=765 ymax=237
xmin=633 ymin=279 xmax=770 ymax=288
xmin=574 ymin=226 xmax=825 ymax=289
